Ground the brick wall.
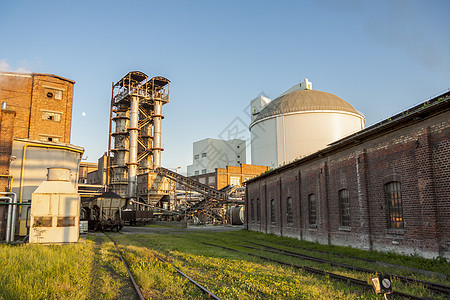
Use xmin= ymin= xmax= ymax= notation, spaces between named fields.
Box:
xmin=190 ymin=164 xmax=269 ymax=190
xmin=0 ymin=73 xmax=33 ymax=139
xmin=430 ymin=120 xmax=450 ymax=257
xmin=0 ymin=108 xmax=16 ymax=192
xmin=0 ymin=72 xmax=74 ymax=143
xmin=246 ymin=96 xmax=450 ymax=259
xmin=28 ymin=74 xmax=74 ymax=143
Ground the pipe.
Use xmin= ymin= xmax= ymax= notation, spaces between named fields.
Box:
xmin=19 ymin=143 xmax=84 ymax=204
xmin=0 ymin=196 xmax=12 ymax=242
xmin=127 ymin=96 xmax=139 ymax=200
xmin=153 ymin=100 xmax=162 ymax=169
xmin=0 ymin=192 xmax=17 ymax=242
xmin=18 ymin=143 xmax=84 ymax=235
xmin=106 ymin=82 xmax=114 ymax=186
xmin=0 ymin=192 xmax=16 ymax=242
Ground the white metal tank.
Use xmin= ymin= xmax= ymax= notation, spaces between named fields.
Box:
xmin=250 ymin=80 xmax=365 ymax=168
xmin=29 ymin=168 xmax=80 ymax=243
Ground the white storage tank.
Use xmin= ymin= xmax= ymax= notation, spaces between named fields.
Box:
xmin=29 ymin=168 xmax=80 ymax=243
xmin=250 ymin=80 xmax=365 ymax=168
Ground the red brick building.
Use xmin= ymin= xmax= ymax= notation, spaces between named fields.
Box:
xmin=245 ymin=91 xmax=449 ymax=259
xmin=0 ymin=72 xmax=74 ymax=142
xmin=0 ymin=71 xmax=75 ymax=192
xmin=189 ymin=164 xmax=269 ymax=189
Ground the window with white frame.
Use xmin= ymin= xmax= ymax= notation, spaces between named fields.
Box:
xmin=42 ymin=111 xmax=61 ymax=122
xmin=230 ymin=176 xmax=240 ymax=186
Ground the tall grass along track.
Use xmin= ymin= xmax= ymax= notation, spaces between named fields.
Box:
xmin=104 ymin=233 xmax=145 ymax=300
xmin=114 ymin=233 xmax=222 ymax=300
xmin=202 ymin=242 xmax=430 ymax=300
xmin=246 ymin=241 xmax=450 ymax=296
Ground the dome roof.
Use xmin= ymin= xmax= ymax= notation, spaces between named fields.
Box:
xmin=253 ymin=89 xmax=361 ymax=123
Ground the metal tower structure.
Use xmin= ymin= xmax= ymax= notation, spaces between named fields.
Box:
xmin=107 ymin=71 xmax=170 ymax=201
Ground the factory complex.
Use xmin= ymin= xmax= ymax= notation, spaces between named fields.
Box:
xmin=0 ymin=70 xmax=448 ymax=259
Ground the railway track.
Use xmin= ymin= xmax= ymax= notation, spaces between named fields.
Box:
xmin=202 ymin=242 xmax=436 ymax=300
xmin=105 ymin=233 xmax=221 ymax=300
xmin=257 ymin=239 xmax=448 ymax=279
xmin=255 ymin=239 xmax=379 ymax=264
xmin=246 ymin=241 xmax=450 ymax=296
xmin=102 ymin=231 xmax=447 ymax=299
xmin=104 ymin=233 xmax=145 ymax=300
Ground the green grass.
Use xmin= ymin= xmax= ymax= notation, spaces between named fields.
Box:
xmin=0 ymin=229 xmax=448 ymax=299
xmin=258 ymin=233 xmax=450 ymax=275
xmin=0 ymin=242 xmax=92 ymax=299
xmin=115 ymin=230 xmax=449 ymax=299
xmin=113 ymin=241 xmax=203 ymax=299
xmin=0 ymin=236 xmax=136 ymax=300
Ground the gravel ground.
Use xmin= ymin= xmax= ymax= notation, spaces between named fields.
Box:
xmin=83 ymin=224 xmax=244 ymax=236
xmin=119 ymin=224 xmax=244 ymax=235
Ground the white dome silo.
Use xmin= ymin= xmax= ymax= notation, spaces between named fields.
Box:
xmin=250 ymin=80 xmax=365 ymax=168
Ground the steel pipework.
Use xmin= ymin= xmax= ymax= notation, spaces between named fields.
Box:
xmin=127 ymin=96 xmax=139 ymax=200
xmin=153 ymin=100 xmax=162 ymax=168
xmin=0 ymin=192 xmax=16 ymax=242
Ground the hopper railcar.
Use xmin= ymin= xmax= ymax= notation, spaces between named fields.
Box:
xmin=81 ymin=191 xmax=126 ymax=231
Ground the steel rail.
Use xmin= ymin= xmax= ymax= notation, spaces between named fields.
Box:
xmin=152 ymin=252 xmax=222 ymax=300
xmin=104 ymin=234 xmax=145 ymax=300
xmin=256 ymin=239 xmax=449 ymax=280
xmin=202 ymin=242 xmax=431 ymax=300
xmin=247 ymin=242 xmax=450 ymax=296
xmin=256 ymin=239 xmax=378 ymax=263
xmin=128 ymin=235 xmax=222 ymax=300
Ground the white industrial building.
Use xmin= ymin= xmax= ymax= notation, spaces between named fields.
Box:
xmin=250 ymin=79 xmax=365 ymax=168
xmin=187 ymin=138 xmax=246 ymax=176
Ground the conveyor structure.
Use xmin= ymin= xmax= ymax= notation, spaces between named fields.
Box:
xmin=156 ymin=167 xmax=240 ymax=223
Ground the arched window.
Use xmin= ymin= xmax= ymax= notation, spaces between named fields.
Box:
xmin=308 ymin=194 xmax=317 ymax=226
xmin=250 ymin=199 xmax=255 ymax=222
xmin=286 ymin=197 xmax=293 ymax=224
xmin=386 ymin=181 xmax=404 ymax=229
xmin=339 ymin=189 xmax=350 ymax=227
xmin=256 ymin=198 xmax=261 ymax=222
xmin=270 ymin=199 xmax=275 ymax=223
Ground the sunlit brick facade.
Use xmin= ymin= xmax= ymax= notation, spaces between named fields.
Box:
xmin=0 ymin=72 xmax=74 ymax=143
xmin=0 ymin=72 xmax=75 ymax=192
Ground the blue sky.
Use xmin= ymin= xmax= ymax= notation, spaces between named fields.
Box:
xmin=1 ymin=0 xmax=449 ymax=174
